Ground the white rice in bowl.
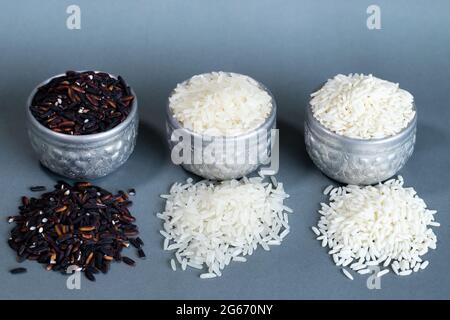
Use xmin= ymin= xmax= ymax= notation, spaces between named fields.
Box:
xmin=169 ymin=72 xmax=273 ymax=137
xmin=310 ymin=73 xmax=415 ymax=139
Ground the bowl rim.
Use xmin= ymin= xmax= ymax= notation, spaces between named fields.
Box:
xmin=26 ymin=70 xmax=138 ymax=144
xmin=306 ymin=100 xmax=417 ymax=145
xmin=166 ymin=71 xmax=277 ymax=140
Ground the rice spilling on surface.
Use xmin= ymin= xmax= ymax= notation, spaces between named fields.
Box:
xmin=158 ymin=176 xmax=292 ymax=278
xmin=169 ymin=72 xmax=272 ymax=136
xmin=310 ymin=73 xmax=415 ymax=139
xmin=315 ymin=176 xmax=438 ymax=279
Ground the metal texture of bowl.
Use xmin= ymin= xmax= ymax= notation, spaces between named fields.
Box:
xmin=166 ymin=74 xmax=276 ymax=180
xmin=26 ymin=72 xmax=139 ymax=180
xmin=305 ymin=103 xmax=417 ymax=185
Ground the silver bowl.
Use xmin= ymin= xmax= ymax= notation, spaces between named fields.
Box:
xmin=305 ymin=103 xmax=417 ymax=185
xmin=26 ymin=71 xmax=139 ymax=180
xmin=166 ymin=74 xmax=276 ymax=180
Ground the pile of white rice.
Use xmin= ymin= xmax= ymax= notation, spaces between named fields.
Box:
xmin=169 ymin=72 xmax=273 ymax=136
xmin=310 ymin=74 xmax=415 ymax=139
xmin=314 ymin=176 xmax=438 ymax=280
xmin=158 ymin=176 xmax=292 ymax=278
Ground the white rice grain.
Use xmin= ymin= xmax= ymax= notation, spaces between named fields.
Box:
xmin=170 ymin=259 xmax=177 ymax=271
xmin=310 ymin=73 xmax=415 ymax=139
xmin=342 ymin=268 xmax=354 ymax=280
xmin=420 ymin=261 xmax=429 ymax=270
xmin=159 ymin=177 xmax=291 ymax=278
xmin=358 ymin=269 xmax=372 ymax=275
xmin=169 ymin=72 xmax=272 ymax=136
xmin=376 ymin=269 xmax=390 ymax=278
xmin=311 ymin=226 xmax=320 ymax=236
xmin=314 ymin=176 xmax=438 ymax=279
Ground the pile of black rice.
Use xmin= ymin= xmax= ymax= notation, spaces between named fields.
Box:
xmin=7 ymin=181 xmax=144 ymax=282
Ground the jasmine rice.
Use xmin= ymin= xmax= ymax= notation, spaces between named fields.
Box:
xmin=158 ymin=176 xmax=292 ymax=278
xmin=169 ymin=72 xmax=272 ymax=136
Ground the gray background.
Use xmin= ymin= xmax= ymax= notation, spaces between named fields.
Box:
xmin=0 ymin=0 xmax=449 ymax=300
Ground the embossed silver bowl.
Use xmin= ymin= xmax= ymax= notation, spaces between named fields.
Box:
xmin=26 ymin=72 xmax=139 ymax=180
xmin=166 ymin=76 xmax=276 ymax=180
xmin=305 ymin=103 xmax=417 ymax=185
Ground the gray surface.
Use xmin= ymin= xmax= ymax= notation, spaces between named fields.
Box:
xmin=0 ymin=0 xmax=449 ymax=300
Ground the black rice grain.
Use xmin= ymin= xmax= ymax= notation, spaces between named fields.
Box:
xmin=84 ymin=269 xmax=96 ymax=282
xmin=121 ymin=256 xmax=135 ymax=266
xmin=137 ymin=249 xmax=146 ymax=259
xmin=10 ymin=267 xmax=27 ymax=274
xmin=136 ymin=237 xmax=144 ymax=247
xmin=30 ymin=186 xmax=46 ymax=192
xmin=7 ymin=181 xmax=144 ymax=282
xmin=129 ymin=238 xmax=141 ymax=249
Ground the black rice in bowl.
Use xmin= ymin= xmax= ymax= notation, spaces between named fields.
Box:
xmin=29 ymin=70 xmax=134 ymax=135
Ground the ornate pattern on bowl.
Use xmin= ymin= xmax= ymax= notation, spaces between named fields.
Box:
xmin=304 ymin=103 xmax=417 ymax=185
xmin=26 ymin=72 xmax=139 ymax=180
